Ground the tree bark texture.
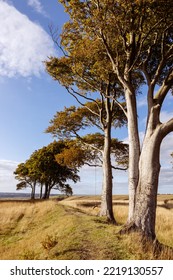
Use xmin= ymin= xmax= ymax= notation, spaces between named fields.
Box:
xmin=40 ymin=184 xmax=43 ymax=199
xmin=125 ymin=90 xmax=140 ymax=222
xmin=47 ymin=187 xmax=51 ymax=199
xmin=43 ymin=183 xmax=49 ymax=199
xmin=100 ymin=125 xmax=115 ymax=223
xmin=31 ymin=182 xmax=36 ymax=200
xmin=131 ymin=100 xmax=164 ymax=238
xmin=133 ymin=127 xmax=162 ymax=239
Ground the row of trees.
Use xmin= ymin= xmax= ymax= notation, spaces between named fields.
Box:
xmin=46 ymin=101 xmax=128 ymax=220
xmin=15 ymin=123 xmax=128 ymax=200
xmin=45 ymin=0 xmax=173 ymax=241
xmin=14 ymin=141 xmax=79 ymax=199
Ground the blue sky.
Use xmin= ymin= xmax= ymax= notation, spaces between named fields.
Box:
xmin=0 ymin=0 xmax=173 ymax=195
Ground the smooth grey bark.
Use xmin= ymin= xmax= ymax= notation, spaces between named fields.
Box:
xmin=100 ymin=124 xmax=115 ymax=223
xmin=43 ymin=183 xmax=49 ymax=199
xmin=128 ymin=102 xmax=171 ymax=239
xmin=40 ymin=183 xmax=43 ymax=199
xmin=99 ymin=95 xmax=117 ymax=223
xmin=31 ymin=182 xmax=36 ymax=200
xmin=47 ymin=187 xmax=51 ymax=199
xmin=133 ymin=127 xmax=162 ymax=239
xmin=125 ymin=90 xmax=140 ymax=222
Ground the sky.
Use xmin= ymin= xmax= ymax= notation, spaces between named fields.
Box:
xmin=0 ymin=0 xmax=173 ymax=195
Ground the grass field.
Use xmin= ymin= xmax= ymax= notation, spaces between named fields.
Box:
xmin=0 ymin=195 xmax=173 ymax=260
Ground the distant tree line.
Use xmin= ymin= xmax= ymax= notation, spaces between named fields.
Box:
xmin=14 ymin=141 xmax=79 ymax=199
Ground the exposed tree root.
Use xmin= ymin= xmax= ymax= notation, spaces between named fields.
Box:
xmin=98 ymin=215 xmax=117 ymax=225
xmin=119 ymin=222 xmax=156 ymax=240
xmin=99 ymin=212 xmax=117 ymax=225
xmin=151 ymin=239 xmax=173 ymax=259
xmin=119 ymin=222 xmax=139 ymax=235
xmin=119 ymin=223 xmax=173 ymax=259
xmin=106 ymin=218 xmax=117 ymax=225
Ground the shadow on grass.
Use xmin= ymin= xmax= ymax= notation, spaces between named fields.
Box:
xmin=54 ymin=248 xmax=90 ymax=259
xmin=78 ymin=202 xmax=129 ymax=208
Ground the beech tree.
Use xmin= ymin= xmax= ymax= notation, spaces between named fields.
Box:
xmin=45 ymin=42 xmax=128 ymax=222
xmin=93 ymin=0 xmax=173 ymax=240
xmin=46 ymin=0 xmax=173 ymax=239
xmin=45 ymin=4 xmax=128 ymax=223
xmin=14 ymin=163 xmax=37 ymax=199
xmin=14 ymin=141 xmax=79 ymax=199
xmin=46 ymin=102 xmax=128 ymax=221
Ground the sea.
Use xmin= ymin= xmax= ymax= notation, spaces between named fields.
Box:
xmin=0 ymin=192 xmax=58 ymax=199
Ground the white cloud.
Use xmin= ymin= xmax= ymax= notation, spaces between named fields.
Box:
xmin=0 ymin=159 xmax=19 ymax=192
xmin=140 ymin=110 xmax=173 ymax=128
xmin=159 ymin=167 xmax=173 ymax=194
xmin=27 ymin=0 xmax=47 ymax=17
xmin=0 ymin=1 xmax=55 ymax=78
xmin=160 ymin=132 xmax=173 ymax=167
xmin=122 ymin=131 xmax=145 ymax=146
xmin=159 ymin=168 xmax=173 ymax=186
xmin=122 ymin=136 xmax=129 ymax=144
xmin=122 ymin=130 xmax=173 ymax=193
xmin=160 ymin=111 xmax=173 ymax=123
xmin=138 ymin=98 xmax=147 ymax=108
xmin=0 ymin=159 xmax=18 ymax=171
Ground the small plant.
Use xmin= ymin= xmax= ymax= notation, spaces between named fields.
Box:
xmin=41 ymin=234 xmax=58 ymax=251
xmin=20 ymin=250 xmax=38 ymax=260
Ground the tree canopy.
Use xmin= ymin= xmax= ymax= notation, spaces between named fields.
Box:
xmin=45 ymin=0 xmax=173 ymax=238
xmin=14 ymin=162 xmax=37 ymax=199
xmin=45 ymin=2 xmax=130 ymax=221
xmin=14 ymin=141 xmax=79 ymax=199
xmin=46 ymin=102 xmax=128 ymax=170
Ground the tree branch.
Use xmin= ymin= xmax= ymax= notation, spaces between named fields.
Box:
xmin=161 ymin=118 xmax=173 ymax=138
xmin=74 ymin=132 xmax=103 ymax=154
xmin=132 ymin=17 xmax=166 ymax=71
xmin=74 ymin=69 xmax=102 ymax=93
xmin=155 ymin=68 xmax=173 ymax=105
xmin=151 ymin=31 xmax=173 ymax=87
xmin=65 ymin=87 xmax=101 ymax=118
xmin=106 ymin=96 xmax=128 ymax=118
xmin=111 ymin=165 xmax=128 ymax=171
xmin=49 ymin=24 xmax=69 ymax=58
xmin=84 ymin=162 xmax=102 ymax=168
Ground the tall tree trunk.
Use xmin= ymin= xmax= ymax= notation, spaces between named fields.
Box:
xmin=40 ymin=183 xmax=43 ymax=199
xmin=121 ymin=102 xmax=166 ymax=240
xmin=46 ymin=187 xmax=51 ymax=199
xmin=125 ymin=91 xmax=140 ymax=222
xmin=43 ymin=183 xmax=48 ymax=199
xmin=31 ymin=182 xmax=36 ymax=200
xmin=100 ymin=125 xmax=115 ymax=223
xmin=133 ymin=126 xmax=162 ymax=239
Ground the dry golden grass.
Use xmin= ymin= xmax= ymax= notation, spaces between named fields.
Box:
xmin=0 ymin=200 xmax=59 ymax=259
xmin=0 ymin=199 xmax=128 ymax=260
xmin=0 ymin=195 xmax=173 ymax=260
xmin=156 ymin=207 xmax=173 ymax=247
xmin=0 ymin=200 xmax=55 ymax=234
xmin=60 ymin=195 xmax=173 ymax=257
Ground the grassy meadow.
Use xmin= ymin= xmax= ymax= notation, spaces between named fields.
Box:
xmin=0 ymin=195 xmax=173 ymax=260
